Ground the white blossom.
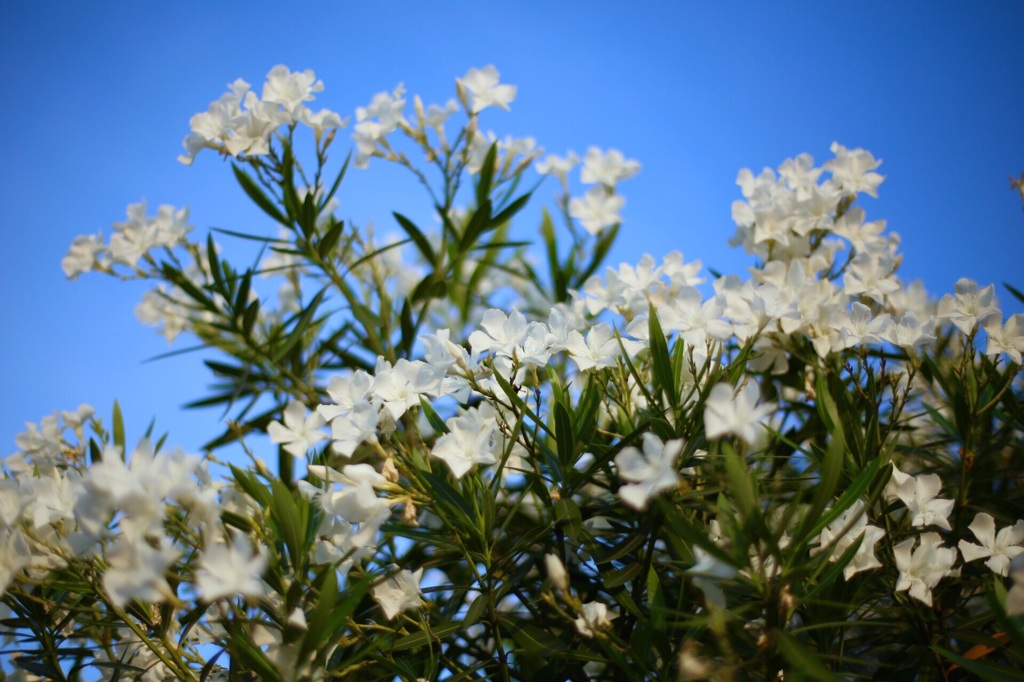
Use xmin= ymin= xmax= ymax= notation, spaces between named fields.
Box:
xmin=373 ymin=568 xmax=423 ymax=619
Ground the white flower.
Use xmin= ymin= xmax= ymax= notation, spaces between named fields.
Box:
xmin=937 ymin=278 xmax=1000 ymax=335
xmin=545 ymin=554 xmax=569 ymax=592
xmin=261 ymin=65 xmax=323 ymax=114
xmin=535 ymin=151 xmax=579 ymax=185
xmin=984 ymin=314 xmax=1024 ymax=364
xmin=615 ymin=433 xmax=682 ymax=510
xmin=887 ymin=311 xmax=935 ymax=349
xmin=431 ymin=407 xmax=499 ymax=479
xmin=1007 ymin=555 xmax=1024 ymax=616
xmin=811 ymin=499 xmax=885 ymax=580
xmin=267 ymin=401 xmax=328 ymax=458
xmin=458 ymin=65 xmax=516 ymax=114
xmin=0 ymin=528 xmax=31 ymax=597
xmin=328 ymin=400 xmax=379 ymax=458
xmin=893 ymin=532 xmax=958 ymax=606
xmin=373 ymin=568 xmax=423 ymax=619
xmin=62 ymin=233 xmax=106 ymax=279
xmin=574 ymin=601 xmax=616 ymax=638
xmin=703 ymin=382 xmax=775 ymax=447
xmin=687 ymin=546 xmax=737 ymax=610
xmin=569 ymin=188 xmax=625 ymax=235
xmin=196 ymin=538 xmax=268 ymax=602
xmin=887 ymin=466 xmax=955 ymax=531
xmin=580 ymin=147 xmax=640 ymax=187
xmin=825 ymin=142 xmax=884 ymax=198
xmin=565 ymin=323 xmax=642 ymax=372
xmin=958 ymin=512 xmax=1024 ymax=576
xmin=103 ymin=537 xmax=179 ymax=607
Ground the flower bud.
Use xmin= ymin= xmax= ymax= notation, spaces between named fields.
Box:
xmin=545 ymin=553 xmax=569 ymax=593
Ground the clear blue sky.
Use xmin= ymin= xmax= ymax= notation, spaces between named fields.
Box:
xmin=2 ymin=2 xmax=1022 ymax=457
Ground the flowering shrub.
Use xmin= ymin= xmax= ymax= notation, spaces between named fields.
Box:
xmin=5 ymin=65 xmax=1024 ymax=681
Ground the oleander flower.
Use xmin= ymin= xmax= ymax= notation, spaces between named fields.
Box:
xmin=893 ymin=532 xmax=958 ymax=606
xmin=196 ymin=538 xmax=268 ymax=602
xmin=267 ymin=400 xmax=328 ymax=458
xmin=373 ymin=568 xmax=424 ymax=620
xmin=458 ymin=65 xmax=516 ymax=114
xmin=574 ymin=601 xmax=616 ymax=638
xmin=614 ymin=433 xmax=682 ymax=510
xmin=704 ymin=382 xmax=775 ymax=447
xmin=958 ymin=512 xmax=1024 ymax=576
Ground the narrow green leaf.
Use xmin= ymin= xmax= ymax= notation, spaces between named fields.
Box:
xmin=1004 ymin=282 xmax=1024 ymax=306
xmin=648 ymin=307 xmax=677 ymax=409
xmin=391 ymin=621 xmax=462 ymax=651
xmin=773 ymin=629 xmax=841 ymax=681
xmin=554 ymin=401 xmax=576 ymax=470
xmin=269 ymin=478 xmax=308 ymax=572
xmin=419 ymin=396 xmax=449 ymax=435
xmin=458 ymin=199 xmax=493 ymax=253
xmin=604 ymin=561 xmax=643 ymax=588
xmin=394 ymin=212 xmax=436 ymax=265
xmin=112 ymin=399 xmax=125 ymax=453
xmin=576 ymin=224 xmax=620 ymax=286
xmin=462 ymin=594 xmax=488 ymax=630
xmin=554 ymin=498 xmax=582 ymax=542
xmin=207 ymin=233 xmax=224 ymax=293
xmin=321 ymin=152 xmax=351 ymax=208
xmin=490 ymin=192 xmax=531 ymax=227
xmin=475 ymin=143 xmax=499 ymax=208
xmin=317 ymin=218 xmax=345 ymax=260
xmin=241 ymin=299 xmax=260 ymax=337
xmin=421 ymin=471 xmax=476 ymax=534
xmin=722 ymin=441 xmax=756 ymax=520
xmin=271 ymin=288 xmax=326 ymax=363
xmin=232 ymin=163 xmax=290 ymax=226
xmin=933 ymin=645 xmax=1024 ymax=681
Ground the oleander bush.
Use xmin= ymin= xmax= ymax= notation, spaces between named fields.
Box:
xmin=3 ymin=65 xmax=1023 ymax=681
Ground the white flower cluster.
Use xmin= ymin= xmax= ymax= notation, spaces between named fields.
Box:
xmin=2 ymin=405 xmax=275 ymax=612
xmin=178 ymin=65 xmax=345 ymax=166
xmin=62 ymin=200 xmax=193 ymax=278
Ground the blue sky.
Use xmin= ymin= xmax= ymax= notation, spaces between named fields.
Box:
xmin=2 ymin=2 xmax=1022 ymax=458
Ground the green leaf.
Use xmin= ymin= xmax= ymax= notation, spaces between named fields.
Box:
xmin=554 ymin=401 xmax=576 ymax=470
xmin=206 ymin=232 xmax=224 ymax=293
xmin=391 ymin=621 xmax=463 ymax=651
xmin=554 ymin=498 xmax=582 ymax=542
xmin=721 ymin=441 xmax=756 ymax=520
xmin=1004 ymin=282 xmax=1024 ymax=306
xmin=773 ymin=629 xmax=841 ymax=681
xmin=410 ymin=273 xmax=448 ymax=304
xmin=421 ymin=471 xmax=476 ymax=536
xmin=419 ymin=396 xmax=449 ymax=436
xmin=271 ymin=288 xmax=326 ymax=363
xmin=241 ymin=299 xmax=260 ymax=337
xmin=603 ymin=561 xmax=643 ymax=588
xmin=576 ymin=223 xmax=620 ymax=286
xmin=232 ymin=163 xmax=290 ymax=226
xmin=647 ymin=565 xmax=666 ymax=635
xmin=648 ymin=306 xmax=677 ymax=409
xmin=474 ymin=142 xmax=499 ymax=208
xmin=458 ymin=199 xmax=493 ymax=253
xmin=112 ymin=399 xmax=125 ymax=453
xmin=539 ymin=208 xmax=566 ymax=300
xmin=233 ymin=269 xmax=252 ymax=315
xmin=462 ymin=594 xmax=488 ymax=630
xmin=490 ymin=192 xmax=531 ymax=227
xmin=269 ymin=478 xmax=309 ymax=573
xmin=317 ymin=218 xmax=345 ymax=260
xmin=321 ymin=151 xmax=351 ymax=208
xmin=228 ymin=632 xmax=281 ymax=680
xmin=394 ymin=212 xmax=436 ymax=265
xmin=933 ymin=645 xmax=1024 ymax=681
